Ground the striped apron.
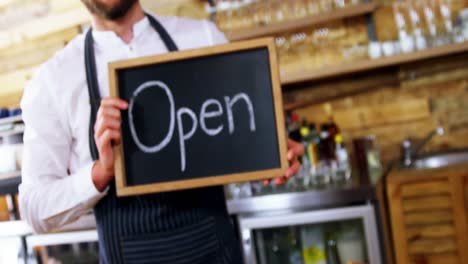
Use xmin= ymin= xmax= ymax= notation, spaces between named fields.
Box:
xmin=84 ymin=14 xmax=243 ymax=264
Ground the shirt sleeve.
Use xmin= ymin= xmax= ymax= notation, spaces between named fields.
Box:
xmin=203 ymin=20 xmax=229 ymax=46
xmin=19 ymin=66 xmax=107 ymax=234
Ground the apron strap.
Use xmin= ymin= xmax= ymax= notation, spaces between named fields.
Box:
xmin=85 ymin=29 xmax=101 ymax=161
xmin=145 ymin=13 xmax=179 ymax=52
xmin=85 ymin=14 xmax=179 ymax=161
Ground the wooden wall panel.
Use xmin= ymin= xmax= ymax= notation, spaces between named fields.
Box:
xmin=296 ymin=98 xmax=430 ymax=130
xmin=290 ymin=52 xmax=468 ymax=166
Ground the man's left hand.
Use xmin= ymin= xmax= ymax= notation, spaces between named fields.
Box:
xmin=264 ymin=139 xmax=304 ymax=186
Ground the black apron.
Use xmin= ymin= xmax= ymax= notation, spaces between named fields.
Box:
xmin=84 ymin=14 xmax=242 ymax=264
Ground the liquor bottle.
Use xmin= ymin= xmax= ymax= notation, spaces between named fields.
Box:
xmin=288 ymin=113 xmax=302 ymax=142
xmin=313 ymin=124 xmax=333 ymax=187
xmin=325 ymin=233 xmax=341 ymax=264
xmin=289 ymin=226 xmax=304 ymax=264
xmin=300 ymin=121 xmax=319 ymax=166
xmin=299 ymin=121 xmax=320 ymax=188
xmin=298 ymin=120 xmax=312 ymax=189
xmin=333 ymin=134 xmax=351 ymax=184
xmin=327 ymin=119 xmax=339 ymax=142
xmin=301 ymin=226 xmax=326 ymax=264
xmin=268 ymin=229 xmax=289 ymax=264
xmin=327 ymin=118 xmax=340 ymax=156
xmin=319 ymin=124 xmax=336 ymax=161
xmin=306 ymin=122 xmax=320 ymax=167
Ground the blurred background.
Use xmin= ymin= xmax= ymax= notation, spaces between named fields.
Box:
xmin=0 ymin=0 xmax=467 ymax=263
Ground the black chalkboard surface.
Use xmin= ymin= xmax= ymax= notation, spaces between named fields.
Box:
xmin=109 ymin=38 xmax=287 ymax=197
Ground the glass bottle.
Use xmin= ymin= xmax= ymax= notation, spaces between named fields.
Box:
xmin=320 ymin=124 xmax=336 ymax=161
xmin=308 ymin=123 xmax=320 ymax=168
xmin=270 ymin=228 xmax=290 ymax=264
xmin=289 ymin=113 xmax=302 ymax=142
xmin=313 ymin=125 xmax=333 ymax=187
xmin=332 ymin=134 xmax=352 ymax=185
xmin=327 ymin=119 xmax=339 ymax=154
xmin=337 ymin=220 xmax=366 ymax=263
xmin=299 ymin=120 xmax=319 ymax=189
xmin=289 ymin=227 xmax=304 ymax=264
xmin=299 ymin=120 xmax=312 ymax=189
xmin=325 ymin=233 xmax=341 ymax=264
xmin=301 ymin=225 xmax=326 ymax=264
xmin=366 ymin=135 xmax=383 ymax=184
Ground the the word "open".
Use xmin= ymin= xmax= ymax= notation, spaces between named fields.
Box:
xmin=128 ymin=81 xmax=256 ymax=172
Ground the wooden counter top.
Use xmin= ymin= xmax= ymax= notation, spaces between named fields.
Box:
xmin=387 ymin=161 xmax=468 ymax=184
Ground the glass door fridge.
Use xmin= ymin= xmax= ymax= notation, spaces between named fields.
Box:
xmin=238 ymin=204 xmax=381 ymax=264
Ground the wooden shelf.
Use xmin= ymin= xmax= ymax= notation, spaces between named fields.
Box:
xmin=281 ymin=41 xmax=468 ymax=85
xmin=227 ymin=2 xmax=377 ymax=41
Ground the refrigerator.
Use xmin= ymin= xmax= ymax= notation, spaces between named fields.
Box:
xmin=237 ymin=204 xmax=382 ymax=264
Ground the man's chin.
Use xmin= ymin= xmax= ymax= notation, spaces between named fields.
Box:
xmin=82 ymin=0 xmax=137 ymax=21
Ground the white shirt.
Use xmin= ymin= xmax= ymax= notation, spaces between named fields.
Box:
xmin=19 ymin=15 xmax=228 ymax=234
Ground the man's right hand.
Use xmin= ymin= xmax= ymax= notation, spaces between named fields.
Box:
xmin=92 ymin=97 xmax=128 ymax=192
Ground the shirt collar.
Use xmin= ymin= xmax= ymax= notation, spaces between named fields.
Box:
xmin=91 ymin=16 xmax=151 ymax=48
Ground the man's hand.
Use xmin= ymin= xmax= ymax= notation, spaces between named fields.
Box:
xmin=264 ymin=139 xmax=304 ymax=186
xmin=92 ymin=98 xmax=128 ymax=192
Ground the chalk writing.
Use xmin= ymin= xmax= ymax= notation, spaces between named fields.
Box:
xmin=128 ymin=80 xmax=256 ymax=172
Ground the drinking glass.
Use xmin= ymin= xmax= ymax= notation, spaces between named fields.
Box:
xmin=281 ymin=0 xmax=295 ymax=21
xmin=306 ymin=0 xmax=320 ymax=16
xmin=271 ymin=0 xmax=286 ymax=23
xmin=422 ymin=0 xmax=444 ymax=46
xmin=320 ymin=0 xmax=334 ymax=12
xmin=439 ymin=0 xmax=454 ymax=42
xmin=292 ymin=0 xmax=308 ymax=19
xmin=226 ymin=182 xmax=252 ymax=199
xmin=276 ymin=35 xmax=296 ymax=75
xmin=214 ymin=0 xmax=229 ymax=32
xmin=238 ymin=0 xmax=255 ymax=29
xmin=393 ymin=0 xmax=416 ymax=53
xmin=334 ymin=0 xmax=346 ymax=9
xmin=311 ymin=160 xmax=331 ymax=188
xmin=409 ymin=0 xmax=429 ymax=50
xmin=252 ymin=0 xmax=270 ymax=26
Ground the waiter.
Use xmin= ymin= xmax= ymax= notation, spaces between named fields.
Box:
xmin=19 ymin=0 xmax=304 ymax=263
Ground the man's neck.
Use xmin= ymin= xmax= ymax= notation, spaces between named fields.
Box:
xmin=91 ymin=3 xmax=145 ymax=44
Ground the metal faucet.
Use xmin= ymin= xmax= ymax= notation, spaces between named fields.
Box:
xmin=401 ymin=127 xmax=444 ymax=167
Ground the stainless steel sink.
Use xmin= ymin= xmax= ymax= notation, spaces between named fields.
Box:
xmin=412 ymin=151 xmax=468 ymax=169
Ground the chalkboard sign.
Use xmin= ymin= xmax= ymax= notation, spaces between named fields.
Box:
xmin=109 ymin=38 xmax=287 ymax=197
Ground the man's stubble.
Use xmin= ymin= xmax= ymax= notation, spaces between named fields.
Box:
xmin=81 ymin=0 xmax=138 ymax=21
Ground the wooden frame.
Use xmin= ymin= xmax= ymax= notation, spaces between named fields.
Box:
xmin=108 ymin=38 xmax=288 ymax=197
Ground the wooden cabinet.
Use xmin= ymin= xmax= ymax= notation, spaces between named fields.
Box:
xmin=387 ymin=164 xmax=468 ymax=264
